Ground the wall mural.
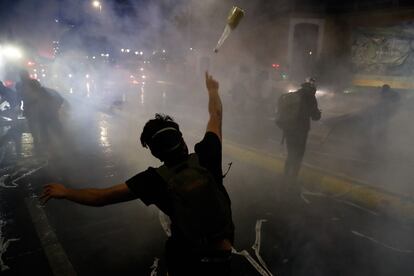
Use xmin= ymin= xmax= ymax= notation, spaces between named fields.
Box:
xmin=352 ymin=23 xmax=414 ymax=76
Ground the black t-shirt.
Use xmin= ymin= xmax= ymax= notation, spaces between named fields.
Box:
xmin=296 ymin=89 xmax=321 ymax=132
xmin=126 ymin=132 xmax=233 ymax=240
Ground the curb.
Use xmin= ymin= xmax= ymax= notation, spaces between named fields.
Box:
xmin=223 ymin=140 xmax=414 ymax=223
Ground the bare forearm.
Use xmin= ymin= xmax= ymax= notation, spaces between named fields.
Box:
xmin=64 ymin=188 xmax=108 ymax=207
xmin=42 ymin=183 xmax=135 ymax=206
xmin=208 ymin=89 xmax=223 ymax=119
xmin=205 ymin=72 xmax=222 ymax=140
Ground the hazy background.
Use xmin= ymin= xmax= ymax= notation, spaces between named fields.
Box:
xmin=1 ymin=0 xmax=414 ymax=212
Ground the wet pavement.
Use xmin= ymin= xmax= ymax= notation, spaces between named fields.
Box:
xmin=0 ymin=94 xmax=414 ymax=275
xmin=219 ymin=92 xmax=414 ymax=200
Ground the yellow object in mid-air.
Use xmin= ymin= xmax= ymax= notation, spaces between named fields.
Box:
xmin=227 ymin=6 xmax=245 ymax=30
xmin=214 ymin=6 xmax=245 ymax=53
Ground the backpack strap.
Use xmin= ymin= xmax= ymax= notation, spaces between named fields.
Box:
xmin=155 ymin=165 xmax=174 ymax=184
xmin=186 ymin=153 xmax=200 ymax=167
xmin=155 ymin=153 xmax=199 ymax=184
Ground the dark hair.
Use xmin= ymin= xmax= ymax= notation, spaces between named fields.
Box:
xmin=140 ymin=114 xmax=184 ymax=160
xmin=382 ymin=84 xmax=391 ymax=91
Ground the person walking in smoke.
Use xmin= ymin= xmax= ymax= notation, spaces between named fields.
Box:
xmin=16 ymin=70 xmax=64 ymax=153
xmin=15 ymin=70 xmax=43 ymax=146
xmin=276 ymin=78 xmax=321 ymax=190
xmin=376 ymin=84 xmax=400 ymax=127
xmin=366 ymin=84 xmax=400 ymax=157
xmin=41 ymin=72 xmax=234 ymax=276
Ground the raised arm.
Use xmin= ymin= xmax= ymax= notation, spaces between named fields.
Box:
xmin=40 ymin=183 xmax=137 ymax=207
xmin=205 ymin=71 xmax=222 ymax=141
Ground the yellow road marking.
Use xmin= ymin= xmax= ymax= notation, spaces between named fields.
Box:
xmin=223 ymin=140 xmax=414 ymax=222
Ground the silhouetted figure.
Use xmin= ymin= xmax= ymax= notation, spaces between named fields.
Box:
xmin=16 ymin=71 xmax=42 ymax=146
xmin=378 ymin=84 xmax=400 ymax=120
xmin=16 ymin=70 xmax=64 ymax=152
xmin=276 ymin=78 xmax=321 ymax=186
xmin=366 ymin=84 xmax=401 ymax=156
xmin=41 ymin=72 xmax=234 ymax=276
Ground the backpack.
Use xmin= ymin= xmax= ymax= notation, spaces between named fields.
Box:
xmin=156 ymin=153 xmax=232 ymax=247
xmin=275 ymin=92 xmax=302 ymax=130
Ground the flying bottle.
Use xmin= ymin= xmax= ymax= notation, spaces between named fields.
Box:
xmin=214 ymin=6 xmax=245 ymax=53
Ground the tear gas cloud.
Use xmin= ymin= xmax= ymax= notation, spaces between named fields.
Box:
xmin=1 ymin=0 xmax=414 ymax=231
xmin=1 ymin=1 xmax=414 ymax=275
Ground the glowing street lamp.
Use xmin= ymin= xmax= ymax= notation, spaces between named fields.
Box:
xmin=92 ymin=1 xmax=102 ymax=12
xmin=0 ymin=45 xmax=23 ymax=60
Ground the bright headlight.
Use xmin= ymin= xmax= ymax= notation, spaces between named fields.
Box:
xmin=0 ymin=45 xmax=23 ymax=60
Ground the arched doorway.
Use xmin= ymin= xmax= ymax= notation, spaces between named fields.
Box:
xmin=288 ymin=18 xmax=325 ymax=82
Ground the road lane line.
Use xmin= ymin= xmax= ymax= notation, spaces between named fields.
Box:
xmin=335 ymin=199 xmax=379 ymax=216
xmin=11 ymin=162 xmax=48 ymax=186
xmin=0 ymin=175 xmax=18 ymax=188
xmin=232 ymin=249 xmax=272 ymax=276
xmin=0 ymin=220 xmax=20 ymax=271
xmin=149 ymin=257 xmax=159 ymax=276
xmin=252 ymin=219 xmax=273 ymax=276
xmin=351 ymin=230 xmax=413 ymax=253
xmin=25 ymin=198 xmax=77 ymax=276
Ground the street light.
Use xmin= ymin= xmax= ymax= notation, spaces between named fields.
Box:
xmin=0 ymin=45 xmax=23 ymax=60
xmin=92 ymin=0 xmax=102 ymax=12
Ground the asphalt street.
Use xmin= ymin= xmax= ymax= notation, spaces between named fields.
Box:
xmin=0 ymin=95 xmax=413 ymax=276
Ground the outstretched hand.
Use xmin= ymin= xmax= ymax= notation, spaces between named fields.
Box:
xmin=40 ymin=183 xmax=68 ymax=205
xmin=205 ymin=71 xmax=219 ymax=92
